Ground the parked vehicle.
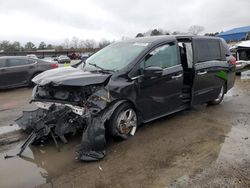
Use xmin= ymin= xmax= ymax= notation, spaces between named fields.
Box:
xmin=56 ymin=55 xmax=71 ymax=64
xmin=26 ymin=54 xmax=38 ymax=59
xmin=0 ymin=56 xmax=58 ymax=89
xmin=15 ymin=36 xmax=236 ymax=161
xmin=43 ymin=57 xmax=57 ymax=63
xmin=234 ymin=40 xmax=250 ymax=73
xmin=68 ymin=52 xmax=81 ymax=60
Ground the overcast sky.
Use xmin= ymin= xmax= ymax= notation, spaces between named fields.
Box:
xmin=0 ymin=0 xmax=250 ymax=45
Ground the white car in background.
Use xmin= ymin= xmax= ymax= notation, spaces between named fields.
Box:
xmin=26 ymin=54 xmax=38 ymax=59
xmin=235 ymin=40 xmax=250 ymax=72
xmin=57 ymin=55 xmax=71 ymax=64
xmin=43 ymin=57 xmax=57 ymax=63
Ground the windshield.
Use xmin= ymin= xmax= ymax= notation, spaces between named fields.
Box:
xmin=83 ymin=42 xmax=148 ymax=71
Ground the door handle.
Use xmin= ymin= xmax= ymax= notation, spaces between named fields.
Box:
xmin=197 ymin=71 xmax=207 ymax=75
xmin=171 ymin=73 xmax=183 ymax=79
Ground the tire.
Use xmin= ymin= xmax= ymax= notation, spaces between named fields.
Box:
xmin=107 ymin=103 xmax=138 ymax=140
xmin=208 ymin=85 xmax=225 ymax=105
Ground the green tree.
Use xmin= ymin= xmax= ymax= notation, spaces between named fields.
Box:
xmin=46 ymin=44 xmax=53 ymax=49
xmin=0 ymin=40 xmax=11 ymax=51
xmin=136 ymin=33 xmax=144 ymax=38
xmin=11 ymin=41 xmax=21 ymax=51
xmin=150 ymin=29 xmax=163 ymax=36
xmin=204 ymin=32 xmax=219 ymax=36
xmin=24 ymin=42 xmax=36 ymax=51
xmin=38 ymin=41 xmax=46 ymax=49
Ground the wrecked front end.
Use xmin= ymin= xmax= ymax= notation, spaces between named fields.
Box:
xmin=14 ymin=73 xmax=119 ymax=161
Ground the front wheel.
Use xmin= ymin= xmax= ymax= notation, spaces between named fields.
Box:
xmin=208 ymin=85 xmax=225 ymax=105
xmin=107 ymin=103 xmax=138 ymax=140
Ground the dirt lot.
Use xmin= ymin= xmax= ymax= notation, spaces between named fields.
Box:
xmin=0 ymin=77 xmax=250 ymax=188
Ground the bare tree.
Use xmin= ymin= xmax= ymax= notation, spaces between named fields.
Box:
xmin=83 ymin=39 xmax=96 ymax=49
xmin=71 ymin=36 xmax=79 ymax=49
xmin=188 ymin=25 xmax=205 ymax=35
xmin=79 ymin=40 xmax=85 ymax=49
xmin=98 ymin=39 xmax=111 ymax=49
xmin=63 ymin=38 xmax=70 ymax=49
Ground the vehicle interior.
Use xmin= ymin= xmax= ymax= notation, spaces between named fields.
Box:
xmin=237 ymin=49 xmax=250 ymax=61
xmin=177 ymin=38 xmax=194 ymax=104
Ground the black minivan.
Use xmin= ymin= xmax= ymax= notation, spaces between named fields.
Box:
xmin=16 ymin=36 xmax=236 ymax=161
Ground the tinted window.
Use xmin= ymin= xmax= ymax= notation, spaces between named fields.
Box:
xmin=144 ymin=42 xmax=178 ymax=69
xmin=195 ymin=39 xmax=222 ymax=62
xmin=0 ymin=59 xmax=6 ymax=68
xmin=6 ymin=59 xmax=31 ymax=67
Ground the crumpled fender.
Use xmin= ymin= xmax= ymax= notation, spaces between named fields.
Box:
xmin=78 ymin=100 xmax=125 ymax=161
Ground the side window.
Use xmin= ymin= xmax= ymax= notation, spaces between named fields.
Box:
xmin=0 ymin=59 xmax=6 ymax=68
xmin=6 ymin=59 xmax=31 ymax=67
xmin=144 ymin=42 xmax=178 ymax=69
xmin=195 ymin=39 xmax=222 ymax=62
xmin=221 ymin=39 xmax=231 ymax=56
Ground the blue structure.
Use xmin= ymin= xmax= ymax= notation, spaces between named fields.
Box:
xmin=217 ymin=26 xmax=250 ymax=42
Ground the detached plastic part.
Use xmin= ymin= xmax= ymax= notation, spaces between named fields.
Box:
xmin=15 ymin=108 xmax=45 ymax=131
xmin=78 ymin=100 xmax=125 ymax=161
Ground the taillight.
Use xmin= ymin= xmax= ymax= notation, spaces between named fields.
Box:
xmin=230 ymin=57 xmax=237 ymax=65
xmin=50 ymin=63 xmax=58 ymax=69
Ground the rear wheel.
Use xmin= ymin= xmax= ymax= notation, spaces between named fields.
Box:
xmin=208 ymin=85 xmax=225 ymax=105
xmin=107 ymin=103 xmax=138 ymax=140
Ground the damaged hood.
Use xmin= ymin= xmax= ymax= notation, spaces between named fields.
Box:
xmin=33 ymin=67 xmax=111 ymax=86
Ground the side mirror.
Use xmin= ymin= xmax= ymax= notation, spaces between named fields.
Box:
xmin=144 ymin=66 xmax=163 ymax=77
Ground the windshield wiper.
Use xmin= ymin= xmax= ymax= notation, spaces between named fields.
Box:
xmin=89 ymin=63 xmax=105 ymax=70
xmin=88 ymin=63 xmax=114 ymax=72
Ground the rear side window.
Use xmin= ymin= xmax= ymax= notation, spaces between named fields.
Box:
xmin=195 ymin=39 xmax=222 ymax=62
xmin=144 ymin=42 xmax=179 ymax=69
xmin=6 ymin=59 xmax=31 ymax=67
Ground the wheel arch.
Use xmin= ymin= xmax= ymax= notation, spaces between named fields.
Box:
xmin=28 ymin=71 xmax=42 ymax=86
xmin=30 ymin=71 xmax=42 ymax=80
xmin=224 ymin=80 xmax=228 ymax=94
xmin=105 ymin=99 xmax=142 ymax=126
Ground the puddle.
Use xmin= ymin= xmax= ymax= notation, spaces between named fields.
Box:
xmin=0 ymin=135 xmax=82 ymax=188
xmin=0 ymin=124 xmax=20 ymax=135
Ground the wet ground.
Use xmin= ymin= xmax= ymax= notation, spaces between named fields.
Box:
xmin=0 ymin=77 xmax=250 ymax=188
